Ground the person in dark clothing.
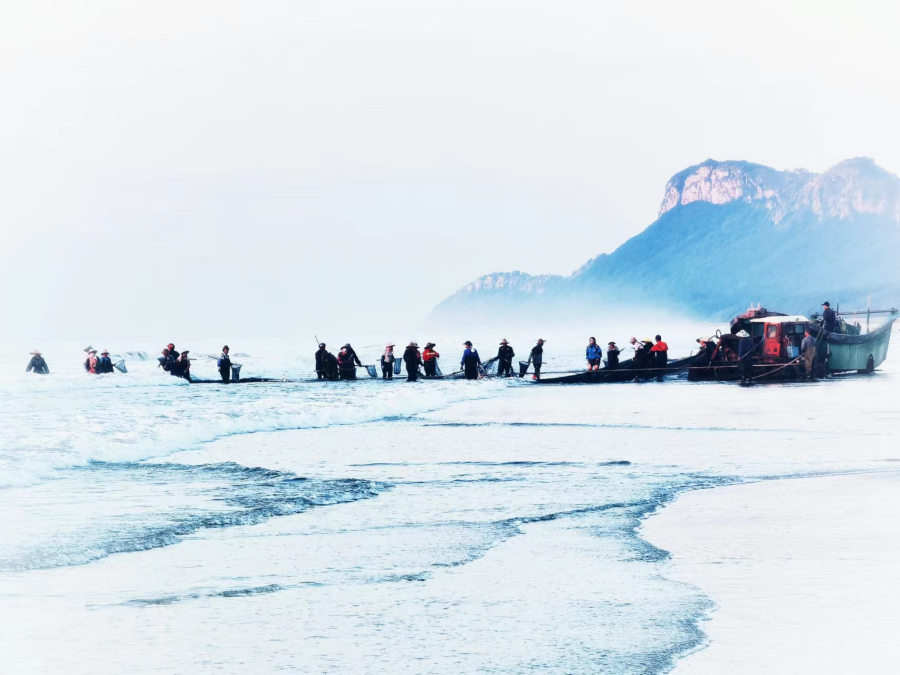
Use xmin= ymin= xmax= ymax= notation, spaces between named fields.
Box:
xmin=585 ymin=337 xmax=603 ymax=371
xmin=606 ymin=342 xmax=620 ymax=369
xmin=315 ymin=343 xmax=340 ymax=380
xmin=422 ymin=343 xmax=440 ymax=378
xmin=97 ymin=350 xmax=115 ymax=374
xmin=218 ymin=345 xmax=232 ymax=383
xmin=343 ymin=343 xmax=363 ymax=367
xmin=159 ymin=346 xmax=189 ymax=380
xmin=26 ymin=350 xmax=49 ymax=374
xmin=315 ymin=343 xmax=330 ymax=379
xmin=163 ymin=343 xmax=188 ymax=379
xmin=529 ymin=339 xmax=545 ymax=380
xmin=801 ymin=329 xmax=818 ymax=380
xmin=337 ymin=346 xmax=357 ymax=379
xmin=461 ymin=341 xmax=482 ymax=380
xmin=177 ymin=350 xmax=191 ymax=380
xmin=736 ymin=330 xmax=755 ymax=384
xmin=496 ymin=339 xmax=515 ymax=377
xmin=629 ymin=338 xmax=650 ymax=381
xmin=403 ymin=342 xmax=422 ymax=381
xmin=650 ymin=335 xmax=668 ymax=381
xmin=822 ymin=302 xmax=837 ymax=333
xmin=381 ymin=343 xmax=396 ymax=380
xmin=695 ymin=337 xmax=717 ymax=366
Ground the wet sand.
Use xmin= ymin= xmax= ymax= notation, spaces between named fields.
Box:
xmin=643 ymin=472 xmax=900 ymax=674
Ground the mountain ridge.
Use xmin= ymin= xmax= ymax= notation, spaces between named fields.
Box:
xmin=431 ymin=157 xmax=900 ymax=323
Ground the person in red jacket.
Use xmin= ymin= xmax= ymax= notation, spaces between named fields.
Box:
xmin=422 ymin=343 xmax=440 ymax=378
xmin=650 ymin=335 xmax=669 ymax=381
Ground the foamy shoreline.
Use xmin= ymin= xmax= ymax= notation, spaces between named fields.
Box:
xmin=642 ymin=472 xmax=900 ymax=674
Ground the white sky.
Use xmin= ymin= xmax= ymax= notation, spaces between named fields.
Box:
xmin=2 ymin=0 xmax=899 ymax=340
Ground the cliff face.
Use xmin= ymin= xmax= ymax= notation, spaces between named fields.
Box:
xmin=657 ymin=160 xmax=811 ymax=218
xmin=659 ymin=157 xmax=900 ymax=224
xmin=792 ymin=158 xmax=900 ymax=222
xmin=430 ymin=157 xmax=900 ymax=323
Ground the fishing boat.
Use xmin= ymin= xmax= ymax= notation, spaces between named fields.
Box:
xmin=688 ymin=305 xmax=898 ymax=382
xmin=533 ymin=355 xmax=697 ymax=384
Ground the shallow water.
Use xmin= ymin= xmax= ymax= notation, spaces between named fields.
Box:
xmin=2 ymin=332 xmax=898 ymax=673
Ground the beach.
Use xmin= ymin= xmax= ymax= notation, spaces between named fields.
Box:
xmin=643 ymin=472 xmax=900 ymax=674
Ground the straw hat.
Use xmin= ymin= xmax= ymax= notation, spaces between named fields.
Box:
xmin=385 ymin=343 xmax=395 ymax=348
xmin=101 ymin=350 xmax=109 ymax=355
xmin=29 ymin=349 xmax=41 ymax=355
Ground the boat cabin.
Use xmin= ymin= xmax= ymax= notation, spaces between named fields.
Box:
xmin=747 ymin=315 xmax=809 ymax=362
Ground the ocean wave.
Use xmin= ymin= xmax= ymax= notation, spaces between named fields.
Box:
xmin=0 ymin=461 xmax=391 ymax=573
xmin=0 ymin=379 xmax=504 ymax=489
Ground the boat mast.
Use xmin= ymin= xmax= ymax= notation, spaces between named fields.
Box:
xmin=867 ymin=295 xmax=871 ymax=334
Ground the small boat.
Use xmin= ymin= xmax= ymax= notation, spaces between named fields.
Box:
xmin=534 ymin=355 xmax=696 ymax=384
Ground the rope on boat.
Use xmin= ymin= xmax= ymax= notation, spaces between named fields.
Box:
xmin=750 ymin=356 xmax=803 ymax=381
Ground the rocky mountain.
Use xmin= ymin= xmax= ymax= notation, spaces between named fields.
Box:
xmin=431 ymin=157 xmax=900 ymax=323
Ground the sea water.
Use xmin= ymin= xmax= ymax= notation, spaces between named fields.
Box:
xmin=1 ymin=331 xmax=898 ymax=674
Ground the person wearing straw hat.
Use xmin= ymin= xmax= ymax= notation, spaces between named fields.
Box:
xmin=97 ymin=350 xmax=116 ymax=374
xmin=606 ymin=341 xmax=621 ymax=370
xmin=380 ymin=343 xmax=396 ymax=380
xmin=26 ymin=350 xmax=50 ymax=374
xmin=403 ymin=342 xmax=423 ymax=382
xmin=496 ymin=339 xmax=515 ymax=377
xmin=83 ymin=349 xmax=99 ymax=374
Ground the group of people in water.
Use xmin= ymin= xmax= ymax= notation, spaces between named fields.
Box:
xmin=311 ymin=335 xmax=670 ymax=382
xmin=24 ymin=335 xmax=672 ymax=383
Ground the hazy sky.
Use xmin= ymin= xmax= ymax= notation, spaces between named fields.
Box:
xmin=2 ymin=0 xmax=899 ymax=340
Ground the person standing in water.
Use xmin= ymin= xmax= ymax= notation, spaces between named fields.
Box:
xmin=26 ymin=350 xmax=49 ymax=374
xmin=496 ymin=339 xmax=515 ymax=377
xmin=585 ymin=337 xmax=603 ymax=371
xmin=97 ymin=350 xmax=115 ymax=374
xmin=422 ymin=343 xmax=440 ymax=378
xmin=315 ymin=343 xmax=330 ymax=380
xmin=84 ymin=349 xmax=99 ymax=374
xmin=529 ymin=339 xmax=545 ymax=380
xmin=650 ymin=335 xmax=668 ymax=381
xmin=606 ymin=342 xmax=620 ymax=369
xmin=403 ymin=342 xmax=422 ymax=382
xmin=800 ymin=328 xmax=818 ymax=380
xmin=461 ymin=341 xmax=481 ymax=380
xmin=381 ymin=343 xmax=396 ymax=380
xmin=736 ymin=330 xmax=755 ymax=384
xmin=342 ymin=343 xmax=363 ymax=368
xmin=219 ymin=345 xmax=232 ymax=383
xmin=337 ymin=346 xmax=357 ymax=379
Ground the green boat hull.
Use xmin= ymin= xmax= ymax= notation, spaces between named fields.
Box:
xmin=817 ymin=311 xmax=897 ymax=372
